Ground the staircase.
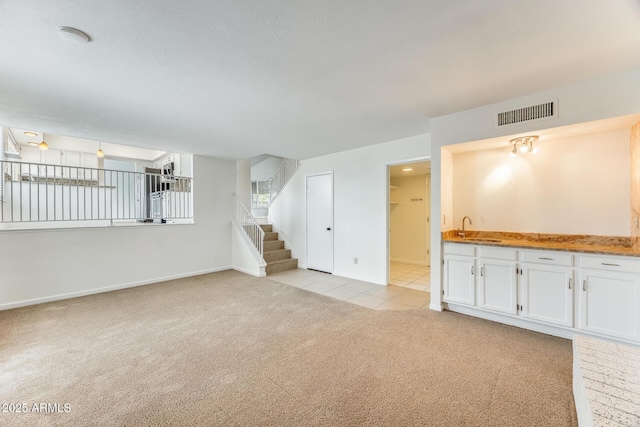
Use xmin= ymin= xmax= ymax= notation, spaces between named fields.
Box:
xmin=261 ymin=224 xmax=298 ymax=274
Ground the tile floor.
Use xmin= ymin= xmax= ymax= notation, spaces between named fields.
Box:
xmin=268 ymin=268 xmax=430 ymax=310
xmin=573 ymin=335 xmax=640 ymax=426
xmin=389 ymin=262 xmax=431 ymax=292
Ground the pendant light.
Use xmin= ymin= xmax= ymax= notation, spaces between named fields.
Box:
xmin=39 ymin=133 xmax=48 ymax=150
xmin=96 ymin=141 xmax=104 ymax=158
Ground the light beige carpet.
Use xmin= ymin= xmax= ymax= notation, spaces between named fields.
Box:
xmin=0 ymin=270 xmax=577 ymax=426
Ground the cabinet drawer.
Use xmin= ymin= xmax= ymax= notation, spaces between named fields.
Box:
xmin=519 ymin=250 xmax=573 ymax=267
xmin=443 ymin=243 xmax=475 ymax=256
xmin=579 ymin=255 xmax=640 ymax=274
xmin=477 ymin=246 xmax=517 ymax=261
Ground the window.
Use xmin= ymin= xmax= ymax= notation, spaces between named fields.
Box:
xmin=251 ymin=180 xmax=271 ymax=208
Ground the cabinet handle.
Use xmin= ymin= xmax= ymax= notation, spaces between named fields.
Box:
xmin=601 ymin=262 xmax=620 ymax=267
xmin=480 ymin=267 xmax=484 ymax=277
xmin=568 ymin=278 xmax=572 ymax=289
xmin=539 ymin=257 xmax=554 ymax=260
xmin=582 ymin=280 xmax=587 ymax=291
xmin=471 ymin=266 xmax=475 ymax=275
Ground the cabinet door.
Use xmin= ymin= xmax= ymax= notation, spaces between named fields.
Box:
xmin=20 ymin=145 xmax=42 ymax=164
xmin=578 ymin=270 xmax=640 ymax=342
xmin=444 ymin=256 xmax=475 ymax=306
xmin=521 ymin=264 xmax=573 ymax=327
xmin=478 ymin=259 xmax=517 ymax=315
xmin=63 ymin=152 xmax=80 ymax=178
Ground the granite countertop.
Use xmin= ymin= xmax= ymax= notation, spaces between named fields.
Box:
xmin=442 ymin=230 xmax=640 ymax=257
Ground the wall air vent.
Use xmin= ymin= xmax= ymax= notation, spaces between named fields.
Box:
xmin=495 ymin=100 xmax=558 ymax=128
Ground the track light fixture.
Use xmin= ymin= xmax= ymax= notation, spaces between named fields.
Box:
xmin=509 ymin=135 xmax=539 ymax=157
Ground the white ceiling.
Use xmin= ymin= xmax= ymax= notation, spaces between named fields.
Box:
xmin=1 ymin=1 xmax=639 ymax=161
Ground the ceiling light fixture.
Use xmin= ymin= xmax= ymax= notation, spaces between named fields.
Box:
xmin=39 ymin=133 xmax=48 ymax=150
xmin=402 ymin=168 xmax=414 ymax=172
xmin=96 ymin=141 xmax=104 ymax=158
xmin=509 ymin=135 xmax=539 ymax=157
xmin=57 ymin=26 xmax=91 ymax=45
xmin=24 ymin=131 xmax=38 ymax=137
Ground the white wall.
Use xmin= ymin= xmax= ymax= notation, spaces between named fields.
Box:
xmin=236 ymin=159 xmax=251 ymax=207
xmin=390 ymin=175 xmax=428 ymax=265
xmin=269 ymin=133 xmax=430 ymax=285
xmin=0 ymin=155 xmax=235 ymax=310
xmin=231 ymin=221 xmax=266 ymax=277
xmin=430 ymin=68 xmax=640 ymax=311
xmin=180 ymin=153 xmax=193 ymax=178
xmin=251 ymin=156 xmax=284 ymax=181
xmin=440 ymin=148 xmax=453 ymax=232
xmin=452 ymin=129 xmax=630 ymax=236
xmin=16 ymin=132 xmax=166 ymax=161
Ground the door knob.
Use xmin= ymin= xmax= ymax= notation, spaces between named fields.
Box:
xmin=326 ymin=227 xmax=331 ymax=231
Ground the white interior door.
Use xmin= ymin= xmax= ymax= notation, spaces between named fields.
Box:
xmin=307 ymin=173 xmax=333 ymax=273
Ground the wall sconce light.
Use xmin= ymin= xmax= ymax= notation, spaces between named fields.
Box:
xmin=509 ymin=135 xmax=539 ymax=157
xmin=96 ymin=141 xmax=104 ymax=158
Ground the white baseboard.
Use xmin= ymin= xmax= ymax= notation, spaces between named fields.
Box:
xmin=0 ymin=266 xmax=232 ymax=311
xmin=445 ymin=303 xmax=574 ymax=339
xmin=390 ymin=258 xmax=429 ymax=267
xmin=232 ymin=266 xmax=266 ymax=277
xmin=429 ymin=303 xmax=443 ymax=312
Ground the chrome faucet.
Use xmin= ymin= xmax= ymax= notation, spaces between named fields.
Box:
xmin=458 ymin=216 xmax=472 ymax=239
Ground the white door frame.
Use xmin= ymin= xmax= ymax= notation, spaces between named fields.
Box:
xmin=306 ymin=171 xmax=334 ymax=273
xmin=386 ymin=156 xmax=432 ymax=286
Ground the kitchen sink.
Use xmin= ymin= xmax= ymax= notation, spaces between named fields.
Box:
xmin=465 ymin=238 xmax=502 ymax=243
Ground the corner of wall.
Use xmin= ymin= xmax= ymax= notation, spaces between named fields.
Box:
xmin=631 ymin=122 xmax=640 ymax=249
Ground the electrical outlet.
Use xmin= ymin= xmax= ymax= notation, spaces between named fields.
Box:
xmin=354 ymin=257 xmax=358 ymax=264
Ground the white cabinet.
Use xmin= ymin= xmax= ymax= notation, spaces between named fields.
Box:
xmin=519 ymin=250 xmax=574 ymax=328
xmin=578 ymin=255 xmax=640 ymax=342
xmin=442 ymin=243 xmax=640 ymax=344
xmin=443 ymin=244 xmax=476 ymax=306
xmin=477 ymin=247 xmax=518 ymax=315
xmin=82 ymin=153 xmax=98 ymax=170
xmin=20 ymin=145 xmax=42 ymax=164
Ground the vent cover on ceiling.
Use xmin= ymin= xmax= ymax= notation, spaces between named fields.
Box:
xmin=495 ymin=100 xmax=558 ymax=128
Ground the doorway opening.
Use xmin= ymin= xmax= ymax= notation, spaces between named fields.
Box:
xmin=387 ymin=160 xmax=431 ymax=292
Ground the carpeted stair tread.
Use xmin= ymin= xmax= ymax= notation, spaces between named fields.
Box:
xmin=263 ymin=249 xmax=292 ymax=263
xmin=261 ymin=224 xmax=297 ymax=274
xmin=263 ymin=240 xmax=285 ymax=251
xmin=263 ymin=232 xmax=279 ymax=241
xmin=265 ymin=258 xmax=298 ymax=275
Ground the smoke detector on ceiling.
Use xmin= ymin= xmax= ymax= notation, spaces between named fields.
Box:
xmin=57 ymin=26 xmax=91 ymax=45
